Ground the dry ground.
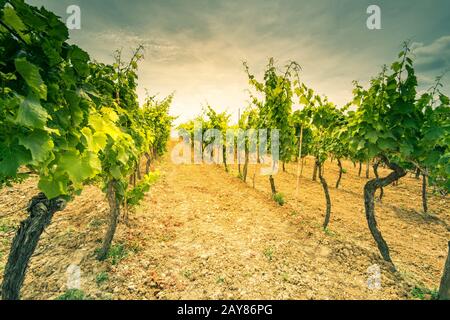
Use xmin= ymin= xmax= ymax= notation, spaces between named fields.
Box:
xmin=0 ymin=147 xmax=449 ymax=300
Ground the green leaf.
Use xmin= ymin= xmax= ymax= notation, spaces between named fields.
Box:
xmin=403 ymin=118 xmax=418 ymax=129
xmin=38 ymin=174 xmax=69 ymax=199
xmin=70 ymin=46 xmax=90 ymax=77
xmin=18 ymin=131 xmax=54 ymax=163
xmin=15 ymin=58 xmax=47 ymax=99
xmin=100 ymin=107 xmax=119 ymax=122
xmin=424 ymin=127 xmax=444 ymax=142
xmin=391 ymin=62 xmax=402 ymax=72
xmin=399 ymin=143 xmax=413 ymax=157
xmin=116 ymin=144 xmax=130 ymax=165
xmin=110 ymin=166 xmax=122 ymax=180
xmin=15 ymin=95 xmax=49 ymax=129
xmin=423 ymin=151 xmax=441 ymax=168
xmin=2 ymin=6 xmax=31 ymax=44
xmin=89 ymin=113 xmax=122 ymax=140
xmin=367 ymin=144 xmax=380 ymax=158
xmin=365 ymin=130 xmax=378 ymax=144
xmin=386 ymin=80 xmax=397 ymax=91
xmin=42 ymin=39 xmax=62 ymax=66
xmin=0 ymin=143 xmax=31 ymax=177
xmin=57 ymin=151 xmax=101 ymax=186
xmin=81 ymin=127 xmax=107 ymax=153
xmin=440 ymin=94 xmax=449 ymax=105
xmin=357 ymin=139 xmax=366 ymax=151
xmin=377 ymin=138 xmax=397 ymax=150
xmin=65 ymin=90 xmax=84 ymax=126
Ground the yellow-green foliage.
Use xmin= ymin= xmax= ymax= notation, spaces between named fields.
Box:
xmin=126 ymin=171 xmax=160 ymax=207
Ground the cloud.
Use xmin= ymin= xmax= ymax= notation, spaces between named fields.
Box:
xmin=413 ymin=36 xmax=450 ymax=73
xmin=26 ymin=0 xmax=450 ymax=124
xmin=89 ymin=30 xmax=181 ymax=63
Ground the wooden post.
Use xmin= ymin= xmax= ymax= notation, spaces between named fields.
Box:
xmin=295 ymin=125 xmax=304 ymax=197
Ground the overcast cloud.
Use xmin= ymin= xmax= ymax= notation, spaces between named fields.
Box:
xmin=27 ymin=0 xmax=450 ymax=124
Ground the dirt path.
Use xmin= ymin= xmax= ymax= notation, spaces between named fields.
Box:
xmin=2 ymin=149 xmax=446 ymax=300
xmin=122 ymin=157 xmax=408 ymax=300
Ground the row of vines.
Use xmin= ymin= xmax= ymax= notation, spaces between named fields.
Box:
xmin=0 ymin=0 xmax=173 ymax=299
xmin=178 ymin=47 xmax=450 ymax=298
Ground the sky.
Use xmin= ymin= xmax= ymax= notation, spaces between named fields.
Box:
xmin=27 ymin=0 xmax=450 ymax=125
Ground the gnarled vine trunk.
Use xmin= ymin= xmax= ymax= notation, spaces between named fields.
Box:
xmin=415 ymin=168 xmax=421 ymax=179
xmin=243 ymin=144 xmax=249 ymax=182
xmin=1 ymin=193 xmax=66 ymax=300
xmin=358 ymin=161 xmax=362 ymax=177
xmin=136 ymin=160 xmax=142 ymax=181
xmin=365 ymin=161 xmax=370 ymax=179
xmin=312 ymin=159 xmax=318 ymax=181
xmin=238 ymin=149 xmax=241 ymax=176
xmin=269 ymin=175 xmax=276 ymax=195
xmin=335 ymin=159 xmax=343 ymax=189
xmin=135 ymin=168 xmax=141 ymax=183
xmin=129 ymin=173 xmax=137 ymax=188
xmin=145 ymin=152 xmax=151 ymax=174
xmin=372 ymin=161 xmax=384 ymax=201
xmin=222 ymin=145 xmax=228 ymax=173
xmin=318 ymin=161 xmax=331 ymax=230
xmin=295 ymin=127 xmax=304 ymax=196
xmin=439 ymin=241 xmax=450 ymax=300
xmin=97 ymin=180 xmax=121 ymax=261
xmin=422 ymin=172 xmax=428 ymax=214
xmin=364 ymin=157 xmax=406 ymax=264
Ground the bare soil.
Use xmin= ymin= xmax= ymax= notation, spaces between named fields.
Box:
xmin=0 ymin=148 xmax=449 ymax=300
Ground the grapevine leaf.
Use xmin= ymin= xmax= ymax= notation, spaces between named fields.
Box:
xmin=89 ymin=113 xmax=121 ymax=140
xmin=399 ymin=143 xmax=413 ymax=157
xmin=116 ymin=144 xmax=130 ymax=165
xmin=377 ymin=138 xmax=397 ymax=150
xmin=38 ymin=174 xmax=69 ymax=199
xmin=15 ymin=58 xmax=47 ymax=99
xmin=391 ymin=62 xmax=402 ymax=72
xmin=440 ymin=95 xmax=449 ymax=105
xmin=367 ymin=144 xmax=380 ymax=158
xmin=81 ymin=127 xmax=107 ymax=153
xmin=365 ymin=130 xmax=378 ymax=144
xmin=2 ymin=6 xmax=31 ymax=44
xmin=357 ymin=139 xmax=366 ymax=151
xmin=0 ymin=143 xmax=31 ymax=177
xmin=18 ymin=131 xmax=54 ymax=163
xmin=64 ymin=90 xmax=84 ymax=126
xmin=424 ymin=127 xmax=444 ymax=142
xmin=15 ymin=95 xmax=49 ymax=129
xmin=70 ymin=46 xmax=90 ymax=77
xmin=110 ymin=166 xmax=122 ymax=180
xmin=57 ymin=151 xmax=101 ymax=186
